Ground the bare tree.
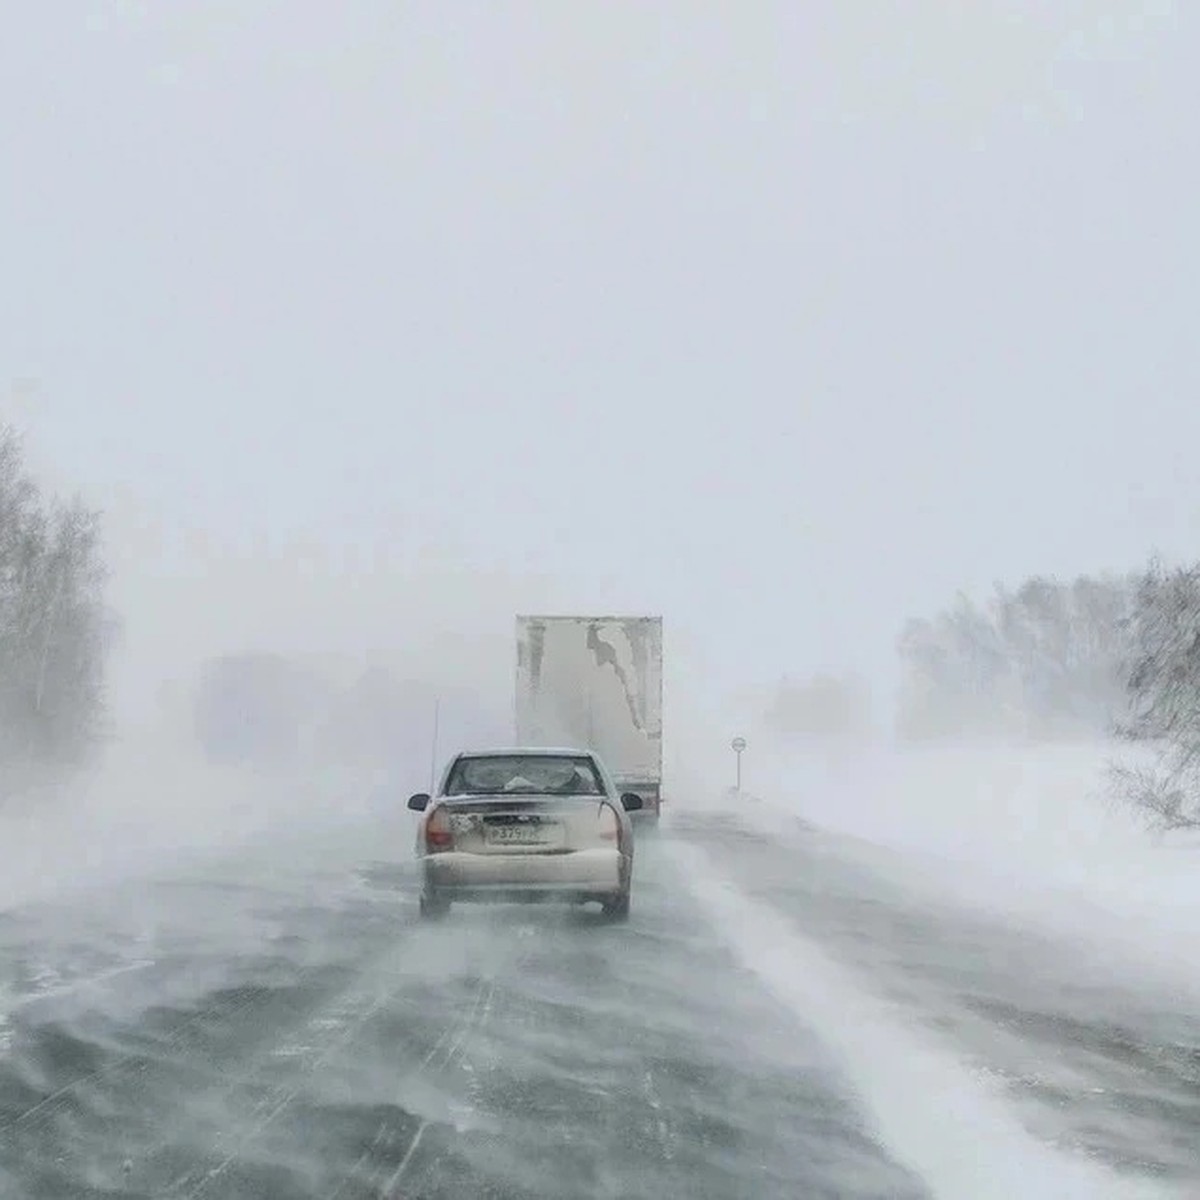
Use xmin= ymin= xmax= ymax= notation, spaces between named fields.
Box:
xmin=0 ymin=427 xmax=111 ymax=781
xmin=1108 ymin=761 xmax=1200 ymax=833
xmin=1109 ymin=560 xmax=1200 ymax=830
xmin=1120 ymin=561 xmax=1200 ymax=748
xmin=897 ymin=572 xmax=1136 ymax=739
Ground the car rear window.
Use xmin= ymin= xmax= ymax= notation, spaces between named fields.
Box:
xmin=445 ymin=755 xmax=603 ymax=797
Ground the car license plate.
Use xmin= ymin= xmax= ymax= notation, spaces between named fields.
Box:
xmin=484 ymin=822 xmax=554 ymax=846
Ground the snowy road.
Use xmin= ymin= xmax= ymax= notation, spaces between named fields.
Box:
xmin=0 ymin=801 xmax=1198 ymax=1199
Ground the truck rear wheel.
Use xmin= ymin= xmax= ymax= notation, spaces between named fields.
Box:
xmin=601 ymin=892 xmax=630 ymax=922
xmin=419 ymin=892 xmax=450 ymax=920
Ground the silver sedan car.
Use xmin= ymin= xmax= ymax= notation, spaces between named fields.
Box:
xmin=407 ymin=747 xmax=643 ymax=921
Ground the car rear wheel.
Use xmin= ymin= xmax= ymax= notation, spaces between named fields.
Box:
xmin=419 ymin=891 xmax=450 ymax=919
xmin=601 ymin=892 xmax=630 ymax=922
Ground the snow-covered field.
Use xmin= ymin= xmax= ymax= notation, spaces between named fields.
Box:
xmin=0 ymin=731 xmax=387 ymax=912
xmin=688 ymin=740 xmax=1200 ymax=992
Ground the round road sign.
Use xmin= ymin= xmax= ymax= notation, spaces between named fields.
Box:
xmin=731 ymin=736 xmax=747 ymax=753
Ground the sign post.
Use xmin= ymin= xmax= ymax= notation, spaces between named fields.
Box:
xmin=429 ymin=698 xmax=441 ymax=793
xmin=731 ymin=736 xmax=747 ymax=794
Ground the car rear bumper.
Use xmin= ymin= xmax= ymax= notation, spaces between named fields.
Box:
xmin=423 ymin=848 xmax=626 ymax=897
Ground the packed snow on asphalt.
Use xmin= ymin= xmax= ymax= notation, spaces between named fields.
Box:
xmin=1 ymin=741 xmax=1199 ymax=1199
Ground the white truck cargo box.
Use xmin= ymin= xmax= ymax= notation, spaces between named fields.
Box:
xmin=515 ymin=615 xmax=663 ymax=812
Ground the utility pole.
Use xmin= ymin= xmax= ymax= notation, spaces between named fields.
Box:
xmin=429 ymin=697 xmax=441 ymax=793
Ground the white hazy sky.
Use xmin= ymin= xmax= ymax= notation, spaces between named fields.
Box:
xmin=1 ymin=2 xmax=1196 ymax=718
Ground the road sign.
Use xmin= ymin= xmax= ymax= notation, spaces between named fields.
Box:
xmin=731 ymin=736 xmax=747 ymax=792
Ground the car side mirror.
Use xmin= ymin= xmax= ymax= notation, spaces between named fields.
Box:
xmin=620 ymin=792 xmax=644 ymax=812
xmin=407 ymin=793 xmax=431 ymax=812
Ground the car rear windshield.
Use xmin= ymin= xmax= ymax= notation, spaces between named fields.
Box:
xmin=444 ymin=755 xmax=603 ymax=797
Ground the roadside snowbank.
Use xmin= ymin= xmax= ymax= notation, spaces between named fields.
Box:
xmin=673 ymin=838 xmax=1167 ymax=1200
xmin=671 ymin=738 xmax=1200 ymax=999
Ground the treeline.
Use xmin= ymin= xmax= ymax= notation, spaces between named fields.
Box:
xmin=0 ymin=428 xmax=111 ymax=779
xmin=187 ymin=652 xmax=505 ymax=773
xmin=767 ymin=572 xmax=1152 ymax=745
xmin=763 ymin=672 xmax=874 ymax=739
xmin=896 ymin=573 xmax=1138 ymax=739
xmin=896 ymin=560 xmax=1200 ymax=828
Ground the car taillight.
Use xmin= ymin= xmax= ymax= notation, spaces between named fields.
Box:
xmin=598 ymin=804 xmax=620 ymax=841
xmin=425 ymin=807 xmax=454 ymax=851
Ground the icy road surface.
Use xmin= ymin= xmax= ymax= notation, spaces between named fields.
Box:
xmin=0 ymin=804 xmax=1198 ymax=1199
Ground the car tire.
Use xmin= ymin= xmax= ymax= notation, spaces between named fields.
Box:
xmin=601 ymin=892 xmax=630 ymax=922
xmin=419 ymin=892 xmax=450 ymax=919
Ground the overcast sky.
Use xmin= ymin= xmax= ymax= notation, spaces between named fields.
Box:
xmin=1 ymin=2 xmax=1196 ymax=720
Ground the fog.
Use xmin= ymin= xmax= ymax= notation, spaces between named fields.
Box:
xmin=3 ymin=5 xmax=1200 ymax=1198
xmin=5 ymin=3 xmax=1199 ymax=715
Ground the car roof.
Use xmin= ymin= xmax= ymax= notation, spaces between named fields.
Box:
xmin=454 ymin=746 xmax=595 ymax=760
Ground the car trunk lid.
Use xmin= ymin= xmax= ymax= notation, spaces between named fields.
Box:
xmin=437 ymin=795 xmax=619 ymax=854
